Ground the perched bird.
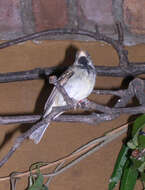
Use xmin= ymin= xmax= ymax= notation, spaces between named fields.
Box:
xmin=30 ymin=50 xmax=96 ymax=144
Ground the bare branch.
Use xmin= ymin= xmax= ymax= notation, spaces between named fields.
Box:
xmin=1 ymin=64 xmax=145 ymax=84
xmin=0 ymin=23 xmax=145 ymax=170
xmin=0 ymin=122 xmax=129 ymax=182
xmin=0 ymin=79 xmax=145 ymax=167
xmin=0 ymin=78 xmax=145 ymax=127
xmin=116 ymin=22 xmax=124 ymax=45
xmin=93 ymin=89 xmax=126 ymax=97
xmin=0 ymin=106 xmax=72 ymax=167
xmin=0 ymin=74 xmax=78 ymax=167
xmin=0 ymin=26 xmax=143 ymax=83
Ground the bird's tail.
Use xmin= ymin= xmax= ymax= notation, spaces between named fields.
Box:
xmin=29 ymin=111 xmax=63 ymax=144
xmin=29 ymin=122 xmax=50 ymax=144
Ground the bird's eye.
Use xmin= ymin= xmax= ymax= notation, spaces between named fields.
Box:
xmin=78 ymin=56 xmax=88 ymax=65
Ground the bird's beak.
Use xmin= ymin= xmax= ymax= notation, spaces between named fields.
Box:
xmin=77 ymin=50 xmax=88 ymax=58
xmin=75 ymin=50 xmax=94 ymax=69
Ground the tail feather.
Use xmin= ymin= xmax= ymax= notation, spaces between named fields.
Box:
xmin=29 ymin=123 xmax=49 ymax=144
xmin=29 ymin=112 xmax=63 ymax=144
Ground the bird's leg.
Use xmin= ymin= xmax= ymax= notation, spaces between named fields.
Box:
xmin=78 ymin=98 xmax=90 ymax=109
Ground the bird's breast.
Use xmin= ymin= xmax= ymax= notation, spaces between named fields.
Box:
xmin=53 ymin=68 xmax=96 ymax=107
xmin=65 ymin=68 xmax=95 ymax=100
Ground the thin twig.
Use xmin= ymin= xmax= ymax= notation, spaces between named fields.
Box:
xmin=45 ymin=161 xmax=65 ymax=187
xmin=0 ymin=74 xmax=77 ymax=167
xmin=0 ymin=106 xmax=73 ymax=168
xmin=93 ymin=89 xmax=126 ymax=97
xmin=0 ymin=122 xmax=129 ymax=181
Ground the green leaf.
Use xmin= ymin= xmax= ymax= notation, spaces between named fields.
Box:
xmin=138 ymin=135 xmax=145 ymax=148
xmin=42 ymin=185 xmax=48 ymax=190
xmin=141 ymin=172 xmax=145 ymax=190
xmin=27 ymin=173 xmax=44 ymax=190
xmin=108 ymin=144 xmax=129 ymax=190
xmin=120 ymin=160 xmax=138 ymax=190
xmin=131 ymin=157 xmax=143 ymax=169
xmin=127 ymin=141 xmax=137 ymax=149
xmin=132 ymin=115 xmax=145 ymax=137
xmin=138 ymin=161 xmax=145 ymax=173
xmin=141 ymin=172 xmax=145 ymax=182
xmin=130 ymin=114 xmax=145 ymax=148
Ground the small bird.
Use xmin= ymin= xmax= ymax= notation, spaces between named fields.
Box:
xmin=29 ymin=50 xmax=96 ymax=144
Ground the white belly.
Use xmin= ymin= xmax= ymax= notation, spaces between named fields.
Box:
xmin=53 ymin=68 xmax=96 ymax=107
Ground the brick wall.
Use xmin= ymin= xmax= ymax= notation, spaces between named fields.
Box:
xmin=0 ymin=0 xmax=145 ymax=45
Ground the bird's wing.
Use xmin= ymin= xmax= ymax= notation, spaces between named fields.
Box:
xmin=44 ymin=67 xmax=74 ymax=114
xmin=44 ymin=86 xmax=57 ymax=113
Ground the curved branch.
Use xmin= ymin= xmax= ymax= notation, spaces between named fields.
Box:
xmin=0 ymin=25 xmax=144 ymax=83
xmin=0 ymin=27 xmax=129 ymax=72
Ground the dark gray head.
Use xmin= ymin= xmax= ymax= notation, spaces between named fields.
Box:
xmin=74 ymin=50 xmax=95 ymax=70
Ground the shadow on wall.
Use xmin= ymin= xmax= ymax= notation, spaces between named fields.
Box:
xmin=0 ymin=45 xmax=79 ymax=149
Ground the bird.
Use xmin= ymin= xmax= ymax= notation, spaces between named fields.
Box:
xmin=29 ymin=50 xmax=96 ymax=144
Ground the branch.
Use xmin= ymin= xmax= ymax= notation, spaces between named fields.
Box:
xmin=1 ymin=63 xmax=145 ymax=83
xmin=0 ymin=23 xmax=145 ymax=170
xmin=0 ymin=66 xmax=64 ymax=83
xmin=0 ymin=104 xmax=144 ymax=127
xmin=0 ymin=106 xmax=74 ymax=168
xmin=0 ymin=28 xmax=124 ymax=55
xmin=0 ymin=25 xmax=144 ymax=84
xmin=0 ymin=122 xmax=128 ymax=183
xmin=0 ymin=28 xmax=124 ymax=65
xmin=0 ymin=74 xmax=77 ymax=167
xmin=0 ymin=78 xmax=145 ymax=126
xmin=1 ymin=75 xmax=145 ymax=167
xmin=116 ymin=22 xmax=124 ymax=45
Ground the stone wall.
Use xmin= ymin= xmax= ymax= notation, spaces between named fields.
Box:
xmin=0 ymin=0 xmax=145 ymax=45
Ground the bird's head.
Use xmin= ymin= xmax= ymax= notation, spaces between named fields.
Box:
xmin=74 ymin=50 xmax=95 ymax=70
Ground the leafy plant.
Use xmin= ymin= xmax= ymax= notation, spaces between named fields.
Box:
xmin=27 ymin=162 xmax=48 ymax=190
xmin=109 ymin=114 xmax=145 ymax=190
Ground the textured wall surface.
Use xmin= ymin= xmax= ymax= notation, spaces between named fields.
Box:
xmin=0 ymin=0 xmax=144 ymax=45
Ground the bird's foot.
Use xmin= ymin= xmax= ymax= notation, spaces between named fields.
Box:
xmin=78 ymin=98 xmax=89 ymax=109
